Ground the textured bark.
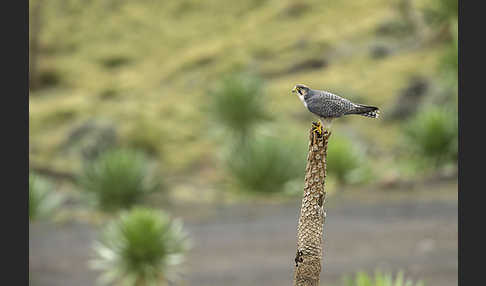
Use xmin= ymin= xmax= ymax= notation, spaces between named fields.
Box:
xmin=293 ymin=124 xmax=331 ymax=286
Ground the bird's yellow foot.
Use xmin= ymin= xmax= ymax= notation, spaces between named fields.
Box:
xmin=311 ymin=121 xmax=324 ymax=145
xmin=312 ymin=121 xmax=323 ymax=137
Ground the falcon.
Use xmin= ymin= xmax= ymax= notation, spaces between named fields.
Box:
xmin=291 ymin=84 xmax=380 ymax=134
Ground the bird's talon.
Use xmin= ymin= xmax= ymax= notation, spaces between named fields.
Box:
xmin=312 ymin=121 xmax=323 ymax=137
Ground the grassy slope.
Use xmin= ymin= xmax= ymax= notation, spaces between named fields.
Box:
xmin=29 ymin=0 xmax=444 ymax=195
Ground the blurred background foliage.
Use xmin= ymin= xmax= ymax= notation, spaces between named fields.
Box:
xmin=29 ymin=0 xmax=457 ymax=285
xmin=29 ymin=0 xmax=457 ymax=192
xmin=207 ymin=71 xmax=271 ymax=141
xmin=29 ymin=0 xmax=458 ymax=196
xmin=342 ymin=270 xmax=424 ymax=286
xmin=326 ymin=134 xmax=373 ymax=186
xmin=29 ymin=172 xmax=62 ymax=221
xmin=404 ymin=106 xmax=457 ymax=168
xmin=78 ymin=148 xmax=162 ymax=211
xmin=225 ymin=135 xmax=306 ymax=194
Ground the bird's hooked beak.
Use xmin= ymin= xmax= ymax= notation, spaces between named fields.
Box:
xmin=291 ymin=86 xmax=297 ymax=94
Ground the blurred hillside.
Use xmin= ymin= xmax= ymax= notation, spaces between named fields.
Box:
xmin=29 ymin=0 xmax=457 ymax=202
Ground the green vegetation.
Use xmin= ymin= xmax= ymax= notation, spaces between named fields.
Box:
xmin=342 ymin=270 xmax=424 ymax=286
xmin=226 ymin=136 xmax=305 ymax=194
xmin=29 ymin=0 xmax=457 ymax=199
xmin=208 ymin=72 xmax=270 ymax=139
xmin=404 ymin=107 xmax=457 ymax=167
xmin=326 ymin=135 xmax=371 ymax=185
xmin=441 ymin=19 xmax=458 ymax=74
xmin=123 ymin=117 xmax=166 ymax=156
xmin=422 ymin=0 xmax=457 ymax=26
xmin=79 ymin=149 xmax=160 ymax=211
xmin=29 ymin=173 xmax=60 ymax=221
xmin=91 ymin=207 xmax=190 ymax=286
xmin=439 ymin=18 xmax=458 ymax=93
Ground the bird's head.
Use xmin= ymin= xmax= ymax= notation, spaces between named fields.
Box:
xmin=291 ymin=84 xmax=310 ymax=97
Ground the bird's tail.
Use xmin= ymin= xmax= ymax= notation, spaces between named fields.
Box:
xmin=347 ymin=104 xmax=380 ymax=118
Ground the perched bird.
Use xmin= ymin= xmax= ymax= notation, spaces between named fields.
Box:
xmin=291 ymin=84 xmax=380 ymax=134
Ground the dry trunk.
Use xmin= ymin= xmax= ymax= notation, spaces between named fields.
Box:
xmin=293 ymin=124 xmax=331 ymax=286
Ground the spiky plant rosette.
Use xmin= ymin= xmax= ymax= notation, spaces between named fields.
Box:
xmin=226 ymin=136 xmax=306 ymax=194
xmin=79 ymin=149 xmax=160 ymax=211
xmin=326 ymin=134 xmax=372 ymax=185
xmin=91 ymin=208 xmax=190 ymax=286
xmin=404 ymin=106 xmax=457 ymax=167
xmin=207 ymin=72 xmax=270 ymax=139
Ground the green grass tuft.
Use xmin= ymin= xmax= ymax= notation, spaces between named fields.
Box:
xmin=207 ymin=72 xmax=270 ymax=139
xmin=79 ymin=149 xmax=160 ymax=211
xmin=326 ymin=135 xmax=371 ymax=185
xmin=226 ymin=136 xmax=306 ymax=194
xmin=404 ymin=106 xmax=457 ymax=167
